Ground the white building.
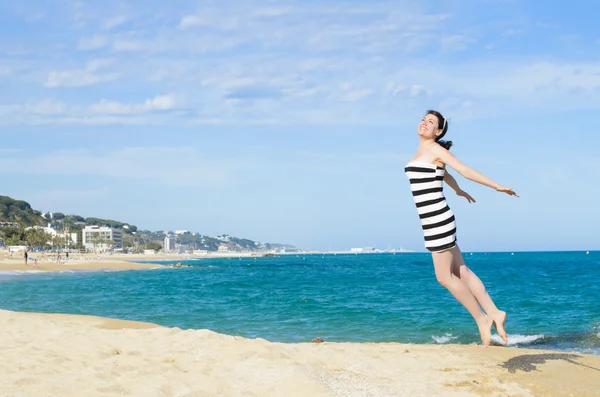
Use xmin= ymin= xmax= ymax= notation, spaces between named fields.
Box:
xmin=175 ymin=230 xmax=189 ymax=235
xmin=82 ymin=226 xmax=123 ymax=252
xmin=164 ymin=236 xmax=176 ymax=253
xmin=8 ymin=245 xmax=27 ymax=253
xmin=350 ymin=247 xmax=376 ymax=253
xmin=25 ymin=224 xmax=78 ymax=246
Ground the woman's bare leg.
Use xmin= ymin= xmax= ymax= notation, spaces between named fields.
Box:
xmin=450 ymin=245 xmax=508 ymax=344
xmin=432 ymin=248 xmax=493 ymax=346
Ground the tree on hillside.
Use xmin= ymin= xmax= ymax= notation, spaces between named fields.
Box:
xmin=145 ymin=242 xmax=162 ymax=253
xmin=25 ymin=228 xmax=52 ymax=249
xmin=0 ymin=196 xmax=44 ymax=226
xmin=69 ymin=215 xmax=86 ymax=223
xmin=52 ymin=212 xmax=65 ymax=220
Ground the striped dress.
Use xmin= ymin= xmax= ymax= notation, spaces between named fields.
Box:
xmin=404 ymin=161 xmax=457 ymax=252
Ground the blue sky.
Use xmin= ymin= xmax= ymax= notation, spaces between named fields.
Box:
xmin=1 ymin=0 xmax=599 ymax=252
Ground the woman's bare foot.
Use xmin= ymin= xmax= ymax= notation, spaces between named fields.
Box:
xmin=492 ymin=311 xmax=508 ymax=344
xmin=476 ymin=315 xmax=493 ymax=347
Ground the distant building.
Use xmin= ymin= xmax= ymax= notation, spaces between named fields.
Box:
xmin=175 ymin=230 xmax=189 ymax=235
xmin=218 ymin=245 xmax=229 ymax=252
xmin=25 ymin=224 xmax=78 ymax=247
xmin=82 ymin=226 xmax=123 ymax=252
xmin=164 ymin=236 xmax=176 ymax=253
xmin=8 ymin=245 xmax=27 ymax=253
xmin=350 ymin=247 xmax=376 ymax=253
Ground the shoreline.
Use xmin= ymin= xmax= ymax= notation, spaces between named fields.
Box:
xmin=1 ymin=309 xmax=599 ymax=396
xmin=0 ymin=258 xmax=165 ymax=273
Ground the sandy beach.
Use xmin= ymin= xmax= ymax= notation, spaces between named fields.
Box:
xmin=0 ymin=251 xmax=249 ymax=273
xmin=0 ymin=250 xmax=265 ymax=273
xmin=0 ymin=255 xmax=164 ymax=272
xmin=1 ymin=309 xmax=598 ymax=397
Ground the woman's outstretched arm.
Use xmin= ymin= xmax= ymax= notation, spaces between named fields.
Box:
xmin=432 ymin=145 xmax=519 ymax=197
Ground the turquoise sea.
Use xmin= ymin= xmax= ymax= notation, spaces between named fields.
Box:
xmin=1 ymin=252 xmax=599 ymax=355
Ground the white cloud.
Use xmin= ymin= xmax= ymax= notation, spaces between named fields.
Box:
xmin=179 ymin=14 xmax=241 ymax=30
xmin=338 ymin=87 xmax=373 ymax=102
xmin=3 ymin=1 xmax=600 ymax=127
xmin=103 ymin=15 xmax=129 ymax=30
xmin=89 ymin=94 xmax=179 ymax=114
xmin=113 ymin=41 xmax=143 ymax=52
xmin=441 ymin=35 xmax=473 ymax=52
xmin=438 ymin=61 xmax=600 ymax=101
xmin=385 ymin=83 xmax=407 ymax=96
xmin=27 ymin=116 xmax=150 ymax=126
xmin=502 ymin=29 xmax=524 ymax=36
xmin=45 ymin=59 xmax=119 ymax=87
xmin=24 ymin=100 xmax=65 ymax=114
xmin=410 ymin=85 xmax=429 ymax=97
xmin=0 ymin=105 xmax=20 ymax=117
xmin=77 ymin=35 xmax=108 ymax=50
xmin=179 ymin=15 xmax=203 ymax=30
xmin=173 ymin=4 xmax=458 ymax=56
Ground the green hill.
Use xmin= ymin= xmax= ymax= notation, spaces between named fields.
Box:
xmin=0 ymin=196 xmax=44 ymax=226
xmin=0 ymin=195 xmax=296 ymax=252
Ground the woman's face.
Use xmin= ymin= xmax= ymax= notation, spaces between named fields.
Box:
xmin=418 ymin=114 xmax=442 ymax=139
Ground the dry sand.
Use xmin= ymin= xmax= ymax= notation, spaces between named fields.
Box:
xmin=0 ymin=250 xmax=261 ymax=273
xmin=1 ymin=310 xmax=599 ymax=397
xmin=0 ymin=254 xmax=164 ymax=272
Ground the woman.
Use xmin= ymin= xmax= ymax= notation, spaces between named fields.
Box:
xmin=404 ymin=110 xmax=518 ymax=347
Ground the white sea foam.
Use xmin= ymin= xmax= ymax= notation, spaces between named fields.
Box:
xmin=431 ymin=333 xmax=457 ymax=344
xmin=592 ymin=323 xmax=600 ymax=337
xmin=0 ymin=270 xmax=48 ymax=275
xmin=491 ymin=333 xmax=545 ymax=346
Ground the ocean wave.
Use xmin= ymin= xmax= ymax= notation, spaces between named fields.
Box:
xmin=491 ymin=333 xmax=546 ymax=346
xmin=431 ymin=333 xmax=458 ymax=344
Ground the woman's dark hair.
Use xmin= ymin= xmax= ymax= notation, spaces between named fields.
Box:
xmin=426 ymin=109 xmax=452 ymax=150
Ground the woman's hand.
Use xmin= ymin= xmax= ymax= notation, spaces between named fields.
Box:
xmin=495 ymin=185 xmax=519 ymax=197
xmin=457 ymin=189 xmax=476 ymax=203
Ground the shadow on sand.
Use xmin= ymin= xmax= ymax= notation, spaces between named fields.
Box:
xmin=501 ymin=353 xmax=600 ymax=374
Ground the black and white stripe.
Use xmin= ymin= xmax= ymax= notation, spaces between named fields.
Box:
xmin=405 ymin=162 xmax=457 ymax=252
